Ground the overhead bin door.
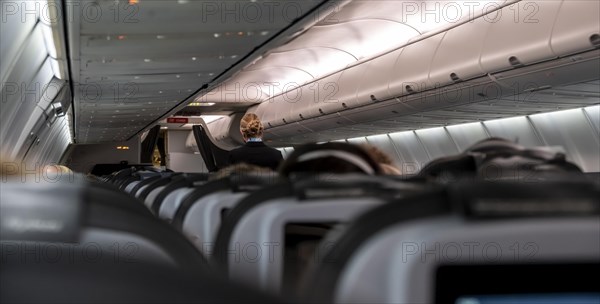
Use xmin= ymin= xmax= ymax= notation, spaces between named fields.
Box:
xmin=551 ymin=0 xmax=600 ymax=56
xmin=429 ymin=17 xmax=492 ymax=85
xmin=388 ymin=34 xmax=446 ymax=98
xmin=301 ymin=72 xmax=345 ymax=119
xmin=356 ymin=48 xmax=404 ymax=105
xmin=480 ymin=1 xmax=564 ymax=72
xmin=326 ymin=63 xmax=369 ymax=113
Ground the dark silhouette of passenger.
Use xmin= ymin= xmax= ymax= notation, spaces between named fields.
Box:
xmin=228 ymin=113 xmax=283 ymax=170
xmin=210 ymin=162 xmax=275 ymax=181
xmin=278 ymin=142 xmax=383 ymax=177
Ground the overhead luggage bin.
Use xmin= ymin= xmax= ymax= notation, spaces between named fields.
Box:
xmin=388 ymin=34 xmax=446 ymax=98
xmin=262 ymin=94 xmax=289 ymax=128
xmin=302 ymin=72 xmax=346 ymax=119
xmin=551 ymin=0 xmax=600 ymax=56
xmin=480 ymin=1 xmax=563 ymax=73
xmin=356 ymin=48 xmax=404 ymax=106
xmin=429 ymin=16 xmax=492 ymax=85
xmin=320 ymin=63 xmax=367 ymax=115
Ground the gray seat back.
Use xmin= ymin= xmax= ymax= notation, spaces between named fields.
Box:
xmin=228 ymin=196 xmax=385 ymax=294
xmin=182 ymin=191 xmax=249 ymax=255
xmin=335 ymin=216 xmax=600 ymax=303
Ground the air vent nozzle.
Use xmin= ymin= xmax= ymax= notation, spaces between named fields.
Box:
xmin=590 ymin=34 xmax=600 ymax=47
xmin=509 ymin=56 xmax=523 ymax=67
xmin=450 ymin=73 xmax=461 ymax=82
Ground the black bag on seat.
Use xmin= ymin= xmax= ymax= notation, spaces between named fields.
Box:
xmin=419 ymin=137 xmax=583 ymax=182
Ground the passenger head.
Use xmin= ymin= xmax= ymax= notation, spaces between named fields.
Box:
xmin=278 ymin=142 xmax=382 ymax=177
xmin=362 ymin=145 xmax=402 ymax=175
xmin=240 ymin=113 xmax=264 ymax=141
xmin=211 ymin=162 xmax=274 ymax=181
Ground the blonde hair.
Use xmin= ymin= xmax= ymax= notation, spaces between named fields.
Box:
xmin=362 ymin=145 xmax=394 ymax=165
xmin=240 ymin=113 xmax=264 ymax=139
xmin=361 ymin=145 xmax=402 ymax=175
xmin=380 ymin=163 xmax=402 ymax=175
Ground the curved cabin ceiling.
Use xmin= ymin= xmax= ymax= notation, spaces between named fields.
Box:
xmin=68 ymin=0 xmax=336 ymax=144
xmin=199 ymin=0 xmax=509 ymax=104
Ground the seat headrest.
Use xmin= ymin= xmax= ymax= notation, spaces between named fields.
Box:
xmin=280 ymin=142 xmax=382 ymax=177
xmin=0 ymin=182 xmax=84 ymax=243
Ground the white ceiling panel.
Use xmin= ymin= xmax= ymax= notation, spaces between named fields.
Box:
xmin=70 ymin=0 xmax=331 ymax=143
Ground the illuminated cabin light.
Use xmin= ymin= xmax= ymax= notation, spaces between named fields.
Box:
xmin=260 ymin=31 xmax=269 ymax=36
xmin=156 ymin=35 xmax=166 ymax=39
xmin=192 ymin=57 xmax=197 ymax=61
xmin=117 ymin=35 xmax=126 ymax=40
xmin=144 ymin=58 xmax=152 ymax=62
xmin=214 ymin=33 xmax=221 ymax=38
xmin=188 ymin=102 xmax=215 ymax=107
xmin=116 ymin=146 xmax=131 ymax=150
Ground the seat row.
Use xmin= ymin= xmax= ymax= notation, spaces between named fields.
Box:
xmin=104 ymin=164 xmax=600 ymax=303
